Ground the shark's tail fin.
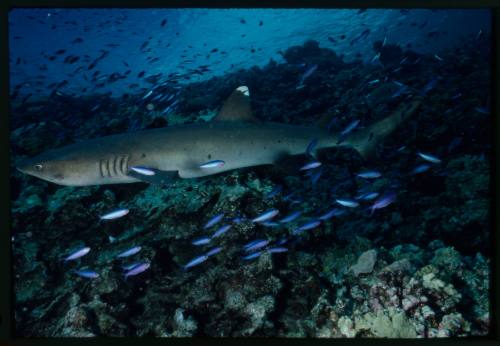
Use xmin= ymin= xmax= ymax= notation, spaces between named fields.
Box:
xmin=345 ymin=96 xmax=423 ymax=159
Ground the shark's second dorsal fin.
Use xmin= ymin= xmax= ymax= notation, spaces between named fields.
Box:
xmin=214 ymin=86 xmax=260 ymax=123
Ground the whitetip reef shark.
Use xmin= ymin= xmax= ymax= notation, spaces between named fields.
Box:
xmin=16 ymin=86 xmax=422 ymax=186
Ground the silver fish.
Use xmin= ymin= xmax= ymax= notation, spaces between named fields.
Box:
xmin=300 ymin=161 xmax=322 ymax=171
xmin=129 ymin=166 xmax=156 ymax=176
xmin=199 ymin=160 xmax=225 ymax=169
xmin=100 ymin=208 xmax=129 ymax=220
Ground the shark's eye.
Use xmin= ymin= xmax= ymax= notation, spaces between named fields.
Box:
xmin=34 ymin=164 xmax=43 ymax=171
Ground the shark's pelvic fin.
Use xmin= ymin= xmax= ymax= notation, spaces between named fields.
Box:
xmin=214 ymin=86 xmax=261 ymax=123
xmin=346 ymin=96 xmax=423 ymax=159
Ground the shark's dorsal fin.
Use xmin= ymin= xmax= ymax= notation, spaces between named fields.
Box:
xmin=214 ymin=86 xmax=260 ymax=123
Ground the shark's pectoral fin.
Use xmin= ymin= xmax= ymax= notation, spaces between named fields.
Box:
xmin=127 ymin=168 xmax=179 ymax=186
xmin=274 ymin=153 xmax=309 ymax=175
xmin=214 ymin=86 xmax=261 ymax=124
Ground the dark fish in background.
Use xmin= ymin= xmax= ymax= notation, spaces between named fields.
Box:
xmin=240 ymin=18 xmax=246 ymax=24
xmin=15 ymin=57 xmax=21 ymax=65
xmin=138 ymin=71 xmax=145 ymax=78
xmin=259 ymin=20 xmax=263 ymax=26
xmin=72 ymin=37 xmax=83 ymax=44
xmin=48 ymin=56 xmax=57 ymax=61
xmin=55 ymin=49 xmax=66 ymax=55
xmin=350 ymin=28 xmax=370 ymax=46
xmin=64 ymin=55 xmax=80 ymax=64
xmin=161 ymin=19 xmax=167 ymax=27
xmin=328 ymin=36 xmax=336 ymax=43
xmin=51 ymin=24 xmax=56 ymax=30
xmin=357 ymin=9 xmax=367 ymax=14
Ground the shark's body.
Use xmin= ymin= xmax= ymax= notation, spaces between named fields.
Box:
xmin=17 ymin=86 xmax=422 ymax=186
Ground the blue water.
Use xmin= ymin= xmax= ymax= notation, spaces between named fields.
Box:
xmin=9 ymin=9 xmax=489 ymax=98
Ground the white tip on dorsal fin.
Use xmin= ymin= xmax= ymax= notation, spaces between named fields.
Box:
xmin=236 ymin=85 xmax=250 ymax=97
xmin=214 ymin=86 xmax=260 ymax=123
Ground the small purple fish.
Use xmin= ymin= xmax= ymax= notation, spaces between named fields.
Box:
xmin=204 ymin=213 xmax=225 ymax=229
xmin=192 ymin=237 xmax=211 ymax=246
xmin=124 ymin=262 xmax=150 ymax=278
xmin=242 ymin=251 xmax=263 ymax=260
xmin=183 ymin=255 xmax=208 ymax=270
xmin=64 ymin=247 xmax=90 ymax=262
xmin=412 ymin=163 xmax=431 ymax=174
xmin=200 ymin=160 xmax=225 ymax=169
xmin=336 ymin=198 xmax=360 ymax=208
xmin=266 ymin=185 xmax=283 ymax=198
xmin=355 ymin=192 xmax=380 ymax=201
xmin=276 ymin=237 xmax=288 ymax=246
xmin=306 ymin=138 xmax=318 ymax=156
xmin=117 ymin=246 xmax=141 ymax=258
xmin=447 ymin=137 xmax=463 ymax=153
xmin=475 ymin=107 xmax=489 ymax=114
xmin=122 ymin=263 xmax=141 ymax=271
xmin=244 ymin=239 xmax=270 ymax=253
xmin=211 ymin=224 xmax=231 ymax=238
xmin=244 ymin=239 xmax=265 ymax=249
xmin=73 ymin=269 xmax=99 ymax=279
xmin=370 ymin=192 xmax=396 ymax=215
xmin=418 ymin=151 xmax=441 ymax=164
xmin=310 ymin=170 xmax=322 ymax=185
xmin=300 ymin=161 xmax=322 ymax=171
xmin=297 ymin=64 xmax=318 ymax=86
xmin=279 ymin=211 xmax=301 ymax=223
xmin=261 ymin=221 xmax=280 ymax=227
xmin=341 ymin=119 xmax=360 ymax=136
xmin=206 ymin=247 xmax=222 ymax=257
xmin=318 ymin=208 xmax=344 ymax=221
xmin=100 ymin=208 xmax=129 ymax=220
xmin=293 ymin=220 xmax=321 ymax=234
xmin=252 ymin=209 xmax=279 ymax=223
xmin=357 ymin=170 xmax=382 ymax=179
xmin=267 ymin=247 xmax=288 ymax=254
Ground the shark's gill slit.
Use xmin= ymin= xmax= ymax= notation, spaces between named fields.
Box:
xmin=119 ymin=155 xmax=125 ymax=175
xmin=123 ymin=154 xmax=130 ymax=174
xmin=106 ymin=158 xmax=111 ymax=178
xmin=99 ymin=159 xmax=104 ymax=178
xmin=112 ymin=156 xmax=118 ymax=176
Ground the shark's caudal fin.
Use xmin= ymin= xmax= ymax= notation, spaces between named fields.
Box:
xmin=343 ymin=96 xmax=423 ymax=159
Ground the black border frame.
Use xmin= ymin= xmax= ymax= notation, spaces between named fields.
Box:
xmin=1 ymin=1 xmax=499 ymax=346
